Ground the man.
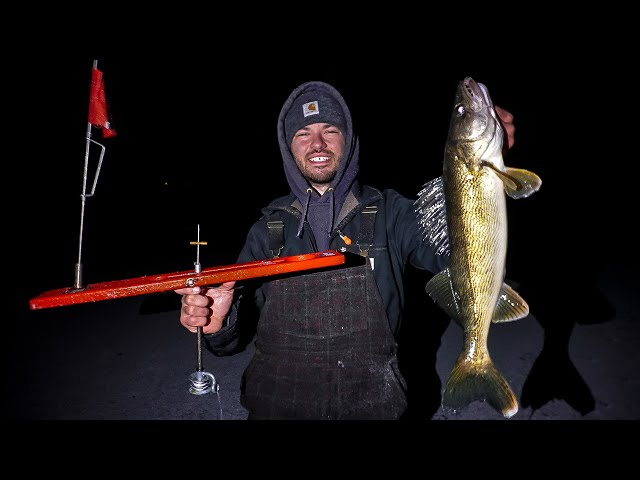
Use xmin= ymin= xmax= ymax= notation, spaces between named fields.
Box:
xmin=175 ymin=81 xmax=516 ymax=420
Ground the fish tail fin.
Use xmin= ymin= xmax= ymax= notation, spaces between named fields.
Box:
xmin=443 ymin=359 xmax=518 ymax=418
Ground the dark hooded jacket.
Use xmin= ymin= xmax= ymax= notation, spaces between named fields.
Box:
xmin=204 ymin=81 xmax=447 ymax=355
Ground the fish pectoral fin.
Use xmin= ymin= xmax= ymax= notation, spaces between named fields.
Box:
xmin=501 ymin=167 xmax=543 ymax=199
xmin=492 ymin=282 xmax=530 ymax=323
xmin=482 ymin=161 xmax=542 ymax=199
xmin=425 ymin=268 xmax=461 ymax=324
xmin=482 ymin=161 xmax=520 ymax=192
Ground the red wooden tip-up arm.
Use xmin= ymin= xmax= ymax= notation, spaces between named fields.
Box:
xmin=29 ymin=250 xmax=345 ymax=310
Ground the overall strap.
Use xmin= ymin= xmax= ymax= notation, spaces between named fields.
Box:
xmin=356 ymin=205 xmax=377 ymax=257
xmin=266 ymin=218 xmax=284 ymax=258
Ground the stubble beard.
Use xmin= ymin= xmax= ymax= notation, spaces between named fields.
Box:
xmin=299 ymin=152 xmax=342 ymax=189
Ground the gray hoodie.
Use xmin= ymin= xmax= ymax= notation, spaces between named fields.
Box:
xmin=276 ymin=81 xmax=360 ymax=251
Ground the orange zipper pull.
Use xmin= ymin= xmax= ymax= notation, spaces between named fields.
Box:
xmin=337 ymin=230 xmax=352 ymax=245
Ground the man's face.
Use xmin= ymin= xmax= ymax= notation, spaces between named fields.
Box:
xmin=290 ymin=122 xmax=345 ymax=193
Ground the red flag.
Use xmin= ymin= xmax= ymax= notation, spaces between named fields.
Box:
xmin=88 ymin=67 xmax=117 ymax=138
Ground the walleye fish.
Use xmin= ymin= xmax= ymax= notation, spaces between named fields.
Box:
xmin=415 ymin=77 xmax=542 ymax=418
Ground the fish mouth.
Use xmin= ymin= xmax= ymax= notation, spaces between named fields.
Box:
xmin=462 ymin=77 xmax=488 ymax=112
xmin=478 ymin=83 xmax=493 ymax=106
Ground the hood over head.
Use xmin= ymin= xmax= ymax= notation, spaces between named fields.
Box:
xmin=277 ymin=81 xmax=360 ymax=247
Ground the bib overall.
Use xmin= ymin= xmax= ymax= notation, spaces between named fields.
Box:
xmin=240 ymin=259 xmax=408 ymax=420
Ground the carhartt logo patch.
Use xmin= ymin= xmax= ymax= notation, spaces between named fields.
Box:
xmin=302 ymin=101 xmax=320 ymax=118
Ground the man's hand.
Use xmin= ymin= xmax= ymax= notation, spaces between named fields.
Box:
xmin=175 ymin=281 xmax=236 ymax=335
xmin=495 ymin=105 xmax=515 ymax=150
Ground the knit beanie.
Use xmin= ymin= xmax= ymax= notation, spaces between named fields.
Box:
xmin=284 ymin=88 xmax=347 ymax=146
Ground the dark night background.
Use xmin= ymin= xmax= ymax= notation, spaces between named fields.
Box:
xmin=3 ymin=22 xmax=637 ymax=449
xmin=11 ymin=45 xmax=632 ymax=300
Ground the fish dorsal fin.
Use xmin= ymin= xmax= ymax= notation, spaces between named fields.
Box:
xmin=492 ymin=282 xmax=530 ymax=323
xmin=425 ymin=268 xmax=462 ymax=325
xmin=414 ymin=175 xmax=450 ymax=256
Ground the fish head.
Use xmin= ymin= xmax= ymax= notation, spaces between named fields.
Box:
xmin=447 ymin=77 xmax=503 ymax=166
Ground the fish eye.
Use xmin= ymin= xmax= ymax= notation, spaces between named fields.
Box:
xmin=456 ymin=104 xmax=466 ymax=116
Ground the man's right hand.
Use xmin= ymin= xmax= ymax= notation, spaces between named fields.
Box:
xmin=175 ymin=281 xmax=236 ymax=335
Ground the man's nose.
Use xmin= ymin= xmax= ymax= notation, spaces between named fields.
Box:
xmin=310 ymin=134 xmax=326 ymax=150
